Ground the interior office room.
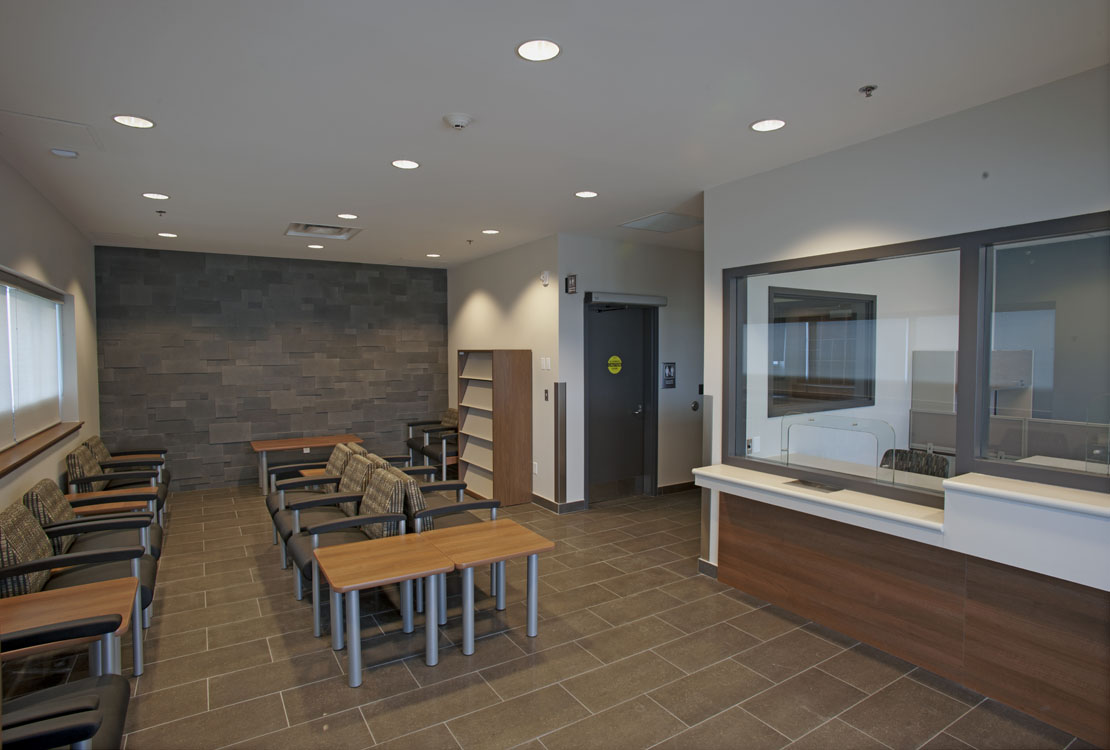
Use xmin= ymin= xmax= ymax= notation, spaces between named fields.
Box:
xmin=0 ymin=2 xmax=1106 ymax=749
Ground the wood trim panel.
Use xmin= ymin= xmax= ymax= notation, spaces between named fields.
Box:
xmin=0 ymin=422 xmax=83 ymax=480
xmin=718 ymin=492 xmax=1110 ymax=747
xmin=492 ymin=350 xmax=532 ymax=506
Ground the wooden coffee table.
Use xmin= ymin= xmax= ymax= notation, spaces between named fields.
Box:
xmin=250 ymin=433 xmax=363 ymax=491
xmin=423 ymin=519 xmax=555 ymax=655
xmin=0 ymin=577 xmax=138 ymax=675
xmin=314 ymin=534 xmax=454 ymax=687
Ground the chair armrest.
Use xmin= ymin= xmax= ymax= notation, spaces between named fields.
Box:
xmin=99 ymin=457 xmax=164 ymax=469
xmin=406 ymin=419 xmax=443 ymax=428
xmin=111 ymin=448 xmax=167 ymax=456
xmin=415 ymin=500 xmax=500 ymax=521
xmin=421 ymin=480 xmax=467 ymax=494
xmin=0 ymin=546 xmax=145 ymax=579
xmin=268 ymin=460 xmax=327 ymax=476
xmin=308 ymin=513 xmax=407 ymax=536
xmin=1 ymin=614 xmax=124 ymax=653
xmin=381 ymin=454 xmax=411 ymax=464
xmin=1 ymin=710 xmax=103 ymax=749
xmin=275 ymin=475 xmax=339 ymax=491
xmin=401 ymin=466 xmax=439 ymax=477
xmin=67 ymin=489 xmax=158 ymax=507
xmin=423 ymin=426 xmax=457 ymax=436
xmin=73 ymin=501 xmax=151 ymax=517
xmin=2 ymin=694 xmax=100 ymax=728
xmin=286 ymin=492 xmax=364 ymax=511
xmin=42 ymin=513 xmax=154 ymax=536
xmin=73 ymin=470 xmax=158 ymax=483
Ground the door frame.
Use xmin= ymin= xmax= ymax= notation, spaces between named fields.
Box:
xmin=582 ymin=301 xmax=660 ymax=507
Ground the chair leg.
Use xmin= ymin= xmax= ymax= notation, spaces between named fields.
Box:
xmin=280 ymin=539 xmax=288 ymax=569
xmin=132 ymin=593 xmax=144 ymax=676
xmin=331 ymin=590 xmax=344 ymax=651
xmin=312 ymin=563 xmax=322 ymax=637
xmin=272 ymin=524 xmax=278 ymax=545
xmin=143 ymin=607 xmax=152 ymax=629
xmin=293 ymin=565 xmax=304 ymax=601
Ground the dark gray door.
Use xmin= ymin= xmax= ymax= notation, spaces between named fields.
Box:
xmin=585 ymin=305 xmax=657 ymax=502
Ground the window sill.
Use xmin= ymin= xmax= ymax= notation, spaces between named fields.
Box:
xmin=0 ymin=422 xmax=84 ymax=480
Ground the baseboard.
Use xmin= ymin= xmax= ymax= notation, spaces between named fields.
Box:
xmin=659 ymin=481 xmax=696 ymax=494
xmin=532 ymin=494 xmax=587 ymax=515
xmin=697 ymin=558 xmax=718 ymax=577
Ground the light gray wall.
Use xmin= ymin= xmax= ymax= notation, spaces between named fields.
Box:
xmin=703 ymin=65 xmax=1110 ymax=464
xmin=0 ymin=158 xmax=98 ymax=508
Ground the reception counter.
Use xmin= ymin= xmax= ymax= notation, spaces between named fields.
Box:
xmin=693 ymin=464 xmax=1109 ymax=746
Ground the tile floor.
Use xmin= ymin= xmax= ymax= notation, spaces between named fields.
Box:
xmin=2 ymin=486 xmax=1099 ymax=750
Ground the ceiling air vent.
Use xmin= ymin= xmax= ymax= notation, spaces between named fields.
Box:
xmin=619 ymin=212 xmax=703 ymax=233
xmin=284 ymin=222 xmax=362 ymax=241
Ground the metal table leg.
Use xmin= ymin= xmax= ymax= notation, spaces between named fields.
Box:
xmin=438 ymin=572 xmax=447 ymax=625
xmin=101 ymin=633 xmax=119 ymax=675
xmin=258 ymin=451 xmax=268 ymax=492
xmin=402 ymin=579 xmax=414 ymax=634
xmin=346 ymin=590 xmax=362 ymax=687
xmin=331 ymin=590 xmax=344 ymax=651
xmin=425 ymin=575 xmax=439 ymax=666
xmin=461 ymin=567 xmax=475 ymax=655
xmin=496 ymin=560 xmax=506 ymax=611
xmin=527 ymin=554 xmax=539 ymax=637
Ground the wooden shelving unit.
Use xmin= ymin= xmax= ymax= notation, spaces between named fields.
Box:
xmin=457 ymin=349 xmax=532 ymax=505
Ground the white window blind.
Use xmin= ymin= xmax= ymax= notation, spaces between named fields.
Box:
xmin=2 ymin=285 xmax=63 ymax=447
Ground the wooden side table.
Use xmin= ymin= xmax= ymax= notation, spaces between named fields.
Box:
xmin=424 ymin=519 xmax=555 ymax=655
xmin=0 ymin=577 xmax=138 ymax=675
xmin=314 ymin=535 xmax=453 ymax=687
xmin=250 ymin=433 xmax=363 ymax=491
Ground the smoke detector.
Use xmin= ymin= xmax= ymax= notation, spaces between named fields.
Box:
xmin=444 ymin=113 xmax=474 ymax=130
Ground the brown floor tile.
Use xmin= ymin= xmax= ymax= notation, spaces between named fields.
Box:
xmin=908 ymin=667 xmax=985 ymax=707
xmin=723 ymin=587 xmax=770 ymax=608
xmin=562 ymin=528 xmax=635 ymax=550
xmin=208 ymin=649 xmax=342 ymax=708
xmin=155 ymin=562 xmax=206 ymax=582
xmin=657 ymin=592 xmax=755 ymax=633
xmin=818 ymin=642 xmax=916 ymax=693
xmin=125 ymin=693 xmax=286 ymax=749
xmin=205 ymin=577 xmax=291 ymax=606
xmin=801 ymin=621 xmax=859 ymax=648
xmin=150 ymin=591 xmax=206 ymax=617
xmin=946 ymin=699 xmax=1074 ymax=750
xmin=787 ymin=718 xmax=888 ymax=750
xmin=840 ymin=677 xmax=971 ymax=750
xmin=613 ymin=530 xmax=684 ymax=554
xmin=652 ymin=621 xmax=760 ymax=674
xmin=588 ymin=587 xmax=685 ymax=626
xmin=541 ymin=561 xmax=623 ymax=591
xmin=147 ymin=598 xmax=261 ymax=638
xmin=123 ymin=679 xmax=208 ymax=733
xmin=225 ymin=707 xmax=372 ymax=750
xmin=373 ymin=723 xmax=462 ymax=750
xmin=920 ymin=733 xmax=976 ymax=750
xmin=550 ymin=543 xmax=626 ymax=568
xmin=480 ymin=642 xmax=602 ymax=700
xmin=743 ymin=667 xmax=868 ymax=739
xmin=599 ymin=566 xmax=686 ymax=597
xmin=1066 ymin=738 xmax=1102 ymax=750
xmin=542 ymin=694 xmax=686 ymax=750
xmin=650 ymin=658 xmax=774 ymax=726
xmin=361 ymin=672 xmax=500 ymax=743
xmin=504 ymin=609 xmax=612 ymax=653
xmin=437 ymin=603 xmax=531 ymax=645
xmin=445 ymin=684 xmax=589 ymax=750
xmin=403 ymin=633 xmax=525 ymax=687
xmin=605 ymin=547 xmax=683 ymax=574
xmin=660 ymin=555 xmax=702 ymax=578
xmin=654 ymin=706 xmax=790 ymax=750
xmin=206 ymin=608 xmax=310 ymax=649
xmin=282 ymin=661 xmax=417 ymax=725
xmin=266 ymin=627 xmax=334 ymax=661
xmin=736 ymin=628 xmax=843 ymax=683
xmin=729 ymin=604 xmax=808 ymax=640
xmin=135 ymin=638 xmax=273 ymax=694
xmin=537 ymin=582 xmax=619 ymax=617
xmin=155 ymin=570 xmax=253 ymax=597
xmin=127 ymin=628 xmax=208 ymax=667
xmin=577 ymin=615 xmax=684 ymax=664
xmin=658 ymin=573 xmax=731 ymax=603
xmin=562 ymin=650 xmax=685 ymax=713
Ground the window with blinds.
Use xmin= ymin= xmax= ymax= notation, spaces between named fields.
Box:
xmin=0 ymin=271 xmax=64 ymax=451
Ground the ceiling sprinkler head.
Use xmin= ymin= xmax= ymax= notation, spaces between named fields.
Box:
xmin=858 ymin=85 xmax=878 ymax=98
xmin=444 ymin=113 xmax=474 ymax=130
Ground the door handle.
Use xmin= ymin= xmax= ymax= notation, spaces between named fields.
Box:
xmin=633 ymin=405 xmax=643 ymax=415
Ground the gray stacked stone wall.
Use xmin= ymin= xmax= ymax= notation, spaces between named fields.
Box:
xmin=95 ymin=247 xmax=448 ymax=491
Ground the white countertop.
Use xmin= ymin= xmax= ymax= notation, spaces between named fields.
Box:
xmin=944 ymin=472 xmax=1110 ymax=518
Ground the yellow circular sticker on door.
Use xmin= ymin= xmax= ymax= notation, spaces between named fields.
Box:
xmin=607 ymin=355 xmax=622 ymax=374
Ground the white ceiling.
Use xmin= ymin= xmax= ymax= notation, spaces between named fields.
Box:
xmin=1 ymin=0 xmax=1107 ymax=268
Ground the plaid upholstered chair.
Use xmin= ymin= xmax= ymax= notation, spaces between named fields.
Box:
xmin=285 ymin=464 xmax=408 ymax=637
xmin=24 ymin=478 xmax=163 ymax=559
xmin=1 ymin=616 xmax=132 ymax=749
xmin=85 ymin=435 xmax=171 ymax=485
xmin=65 ymin=445 xmax=168 ymax=524
xmin=0 ymin=503 xmax=156 ymax=675
xmin=265 ymin=443 xmax=353 ymax=520
xmin=880 ymin=448 xmax=952 ymax=478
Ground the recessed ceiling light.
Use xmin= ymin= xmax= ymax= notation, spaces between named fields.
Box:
xmin=517 ymin=40 xmax=560 ymax=62
xmin=750 ymin=119 xmax=786 ymax=132
xmin=113 ymin=114 xmax=155 ymax=129
xmin=337 ymin=213 xmax=358 ymax=220
xmin=142 ymin=192 xmax=170 ymax=200
xmin=426 ymin=253 xmax=441 ymax=258
xmin=392 ymin=159 xmax=420 ymax=170
xmin=157 ymin=232 xmax=177 ymax=238
xmin=481 ymin=229 xmax=500 ymax=235
xmin=575 ymin=190 xmax=598 ymax=198
xmin=50 ymin=148 xmax=78 ymax=158
xmin=308 ymin=244 xmax=324 ymax=249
